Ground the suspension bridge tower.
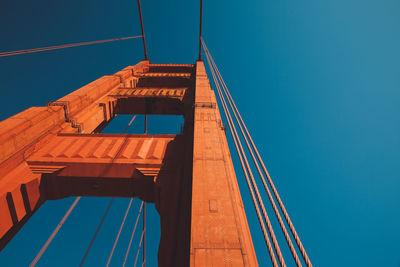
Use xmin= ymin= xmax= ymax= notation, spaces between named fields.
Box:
xmin=0 ymin=59 xmax=258 ymax=266
xmin=0 ymin=1 xmax=313 ymax=266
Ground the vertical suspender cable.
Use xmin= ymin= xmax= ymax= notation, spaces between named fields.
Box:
xmin=79 ymin=198 xmax=115 ymax=267
xmin=203 ymin=39 xmax=312 ymax=267
xmin=106 ymin=198 xmax=134 ymax=267
xmin=210 ymin=45 xmax=302 ymax=267
xmin=123 ymin=115 xmax=137 ymax=133
xmin=203 ymin=44 xmax=280 ymax=267
xmin=122 ymin=202 xmax=144 ymax=267
xmin=142 ymin=111 xmax=147 ymax=266
xmin=105 ymin=115 xmax=137 ymax=266
xmin=198 ymin=0 xmax=203 ymax=60
xmin=80 ymin=114 xmax=137 ymax=266
xmin=142 ymin=116 xmax=147 ymax=266
xmin=203 ymin=40 xmax=286 ymax=267
xmin=144 ymin=115 xmax=147 ymax=134
xmin=30 ymin=197 xmax=81 ymax=267
xmin=143 ymin=202 xmax=146 ymax=267
xmin=202 ymin=39 xmax=303 ymax=267
xmin=204 ymin=40 xmax=312 ymax=267
xmin=32 ymin=113 xmax=137 ymax=266
xmin=137 ymin=0 xmax=148 ymax=60
xmin=133 ymin=231 xmax=145 ymax=267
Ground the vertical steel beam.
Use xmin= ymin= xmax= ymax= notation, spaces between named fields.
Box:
xmin=190 ymin=61 xmax=258 ymax=266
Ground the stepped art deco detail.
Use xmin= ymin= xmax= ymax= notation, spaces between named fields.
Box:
xmin=0 ymin=61 xmax=258 ymax=266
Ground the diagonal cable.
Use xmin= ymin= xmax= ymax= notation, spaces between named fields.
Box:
xmin=79 ymin=114 xmax=137 ymax=266
xmin=0 ymin=36 xmax=142 ymax=57
xmin=30 ymin=197 xmax=81 ymax=267
xmin=203 ymin=39 xmax=304 ymax=267
xmin=136 ymin=0 xmax=148 ymax=59
xmin=203 ymin=40 xmax=280 ymax=267
xmin=79 ymin=198 xmax=115 ymax=267
xmin=203 ymin=39 xmax=286 ymax=267
xmin=133 ymin=231 xmax=144 ymax=267
xmin=123 ymin=115 xmax=137 ymax=133
xmin=203 ymin=38 xmax=312 ymax=267
xmin=122 ymin=202 xmax=144 ymax=267
xmin=106 ymin=198 xmax=134 ymax=267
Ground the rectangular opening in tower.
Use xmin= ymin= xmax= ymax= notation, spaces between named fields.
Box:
xmin=101 ymin=114 xmax=184 ymax=135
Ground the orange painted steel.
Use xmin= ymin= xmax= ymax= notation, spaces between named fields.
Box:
xmin=0 ymin=60 xmax=258 ymax=266
xmin=190 ymin=61 xmax=258 ymax=266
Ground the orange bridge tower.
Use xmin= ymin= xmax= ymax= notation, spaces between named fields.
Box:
xmin=0 ymin=60 xmax=258 ymax=266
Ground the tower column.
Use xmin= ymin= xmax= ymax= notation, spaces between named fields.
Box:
xmin=190 ymin=61 xmax=258 ymax=266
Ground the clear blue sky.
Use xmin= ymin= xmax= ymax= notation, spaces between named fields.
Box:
xmin=1 ymin=0 xmax=400 ymax=266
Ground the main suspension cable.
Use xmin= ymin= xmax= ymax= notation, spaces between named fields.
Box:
xmin=122 ymin=202 xmax=144 ymax=267
xmin=0 ymin=36 xmax=142 ymax=57
xmin=203 ymin=39 xmax=304 ymax=267
xmin=203 ymin=42 xmax=280 ymax=267
xmin=30 ymin=197 xmax=81 ymax=267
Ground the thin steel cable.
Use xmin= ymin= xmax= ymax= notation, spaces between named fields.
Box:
xmin=203 ymin=46 xmax=279 ymax=267
xmin=203 ymin=40 xmax=312 ymax=267
xmin=0 ymin=36 xmax=142 ymax=57
xmin=1 ymin=37 xmax=140 ymax=56
xmin=144 ymin=115 xmax=147 ymax=134
xmin=79 ymin=198 xmax=115 ymax=267
xmin=203 ymin=39 xmax=312 ymax=267
xmin=137 ymin=0 xmax=148 ymax=59
xmin=123 ymin=115 xmax=137 ymax=133
xmin=30 ymin=197 xmax=81 ymax=267
xmin=0 ymin=39 xmax=128 ymax=55
xmin=203 ymin=39 xmax=303 ymax=267
xmin=122 ymin=202 xmax=144 ymax=267
xmin=204 ymin=42 xmax=286 ymax=267
xmin=133 ymin=231 xmax=144 ymax=267
xmin=198 ymin=0 xmax=203 ymax=60
xmin=0 ymin=36 xmax=141 ymax=56
xmin=209 ymin=45 xmax=302 ymax=267
xmin=80 ymin=114 xmax=137 ymax=266
xmin=143 ymin=202 xmax=146 ymax=267
xmin=106 ymin=198 xmax=134 ymax=267
xmin=1 ymin=42 xmax=95 ymax=55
